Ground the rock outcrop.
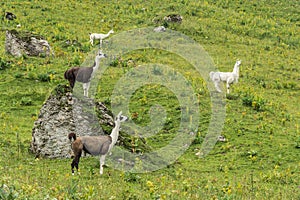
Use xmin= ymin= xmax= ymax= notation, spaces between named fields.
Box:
xmin=5 ymin=29 xmax=53 ymax=57
xmin=30 ymin=85 xmax=114 ymax=158
xmin=31 ymin=84 xmax=150 ymax=158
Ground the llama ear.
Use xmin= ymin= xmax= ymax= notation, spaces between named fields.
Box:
xmin=114 ymin=111 xmax=123 ymax=121
xmin=118 ymin=111 xmax=122 ymax=117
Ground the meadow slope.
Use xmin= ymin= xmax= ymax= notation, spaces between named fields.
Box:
xmin=0 ymin=0 xmax=299 ymax=199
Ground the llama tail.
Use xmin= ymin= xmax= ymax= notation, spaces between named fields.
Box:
xmin=68 ymin=133 xmax=77 ymax=141
xmin=64 ymin=67 xmax=79 ymax=80
xmin=64 ymin=69 xmax=69 ymax=80
xmin=64 ymin=67 xmax=79 ymax=88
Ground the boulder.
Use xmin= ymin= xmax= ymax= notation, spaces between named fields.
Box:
xmin=31 ymin=84 xmax=150 ymax=158
xmin=5 ymin=29 xmax=53 ymax=57
xmin=30 ymin=85 xmax=114 ymax=158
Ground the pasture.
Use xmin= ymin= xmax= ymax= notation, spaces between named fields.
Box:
xmin=0 ymin=0 xmax=299 ymax=199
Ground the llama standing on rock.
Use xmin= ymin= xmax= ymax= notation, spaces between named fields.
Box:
xmin=64 ymin=51 xmax=107 ymax=97
xmin=68 ymin=111 xmax=128 ymax=175
xmin=89 ymin=29 xmax=114 ymax=47
xmin=209 ymin=60 xmax=241 ymax=94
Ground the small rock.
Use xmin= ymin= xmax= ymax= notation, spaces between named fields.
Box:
xmin=5 ymin=12 xmax=16 ymax=20
xmin=154 ymin=26 xmax=166 ymax=32
xmin=217 ymin=135 xmax=226 ymax=142
xmin=164 ymin=14 xmax=183 ymax=23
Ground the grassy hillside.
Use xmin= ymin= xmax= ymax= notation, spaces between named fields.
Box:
xmin=0 ymin=0 xmax=299 ymax=199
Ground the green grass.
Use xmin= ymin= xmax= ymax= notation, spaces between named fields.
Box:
xmin=0 ymin=0 xmax=300 ymax=199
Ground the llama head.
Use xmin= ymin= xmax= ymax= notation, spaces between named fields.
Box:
xmin=68 ymin=133 xmax=76 ymax=141
xmin=96 ymin=51 xmax=107 ymax=60
xmin=115 ymin=111 xmax=128 ymax=123
xmin=109 ymin=29 xmax=114 ymax=34
xmin=236 ymin=60 xmax=242 ymax=66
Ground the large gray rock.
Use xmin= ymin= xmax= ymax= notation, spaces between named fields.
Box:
xmin=31 ymin=84 xmax=151 ymax=158
xmin=30 ymin=85 xmax=114 ymax=158
xmin=5 ymin=29 xmax=53 ymax=57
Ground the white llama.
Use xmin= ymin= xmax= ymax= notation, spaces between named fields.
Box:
xmin=209 ymin=60 xmax=241 ymax=94
xmin=89 ymin=29 xmax=114 ymax=47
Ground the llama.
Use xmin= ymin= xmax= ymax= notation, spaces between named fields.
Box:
xmin=68 ymin=111 xmax=128 ymax=175
xmin=64 ymin=51 xmax=107 ymax=97
xmin=89 ymin=29 xmax=114 ymax=47
xmin=209 ymin=60 xmax=241 ymax=94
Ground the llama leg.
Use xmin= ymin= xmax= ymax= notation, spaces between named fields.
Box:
xmin=71 ymin=159 xmax=75 ymax=175
xmin=70 ymin=79 xmax=75 ymax=89
xmin=99 ymin=155 xmax=106 ymax=174
xmin=82 ymin=83 xmax=86 ymax=97
xmin=83 ymin=83 xmax=88 ymax=97
xmin=227 ymin=77 xmax=235 ymax=94
xmin=214 ymin=81 xmax=221 ymax=93
xmin=90 ymin=37 xmax=93 ymax=46
xmin=71 ymin=152 xmax=81 ymax=175
xmin=226 ymin=82 xmax=230 ymax=94
xmin=86 ymin=82 xmax=90 ymax=97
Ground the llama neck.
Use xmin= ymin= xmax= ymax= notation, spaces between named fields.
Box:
xmin=233 ymin=64 xmax=239 ymax=75
xmin=93 ymin=58 xmax=101 ymax=71
xmin=110 ymin=122 xmax=120 ymax=145
xmin=103 ymin=31 xmax=111 ymax=39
